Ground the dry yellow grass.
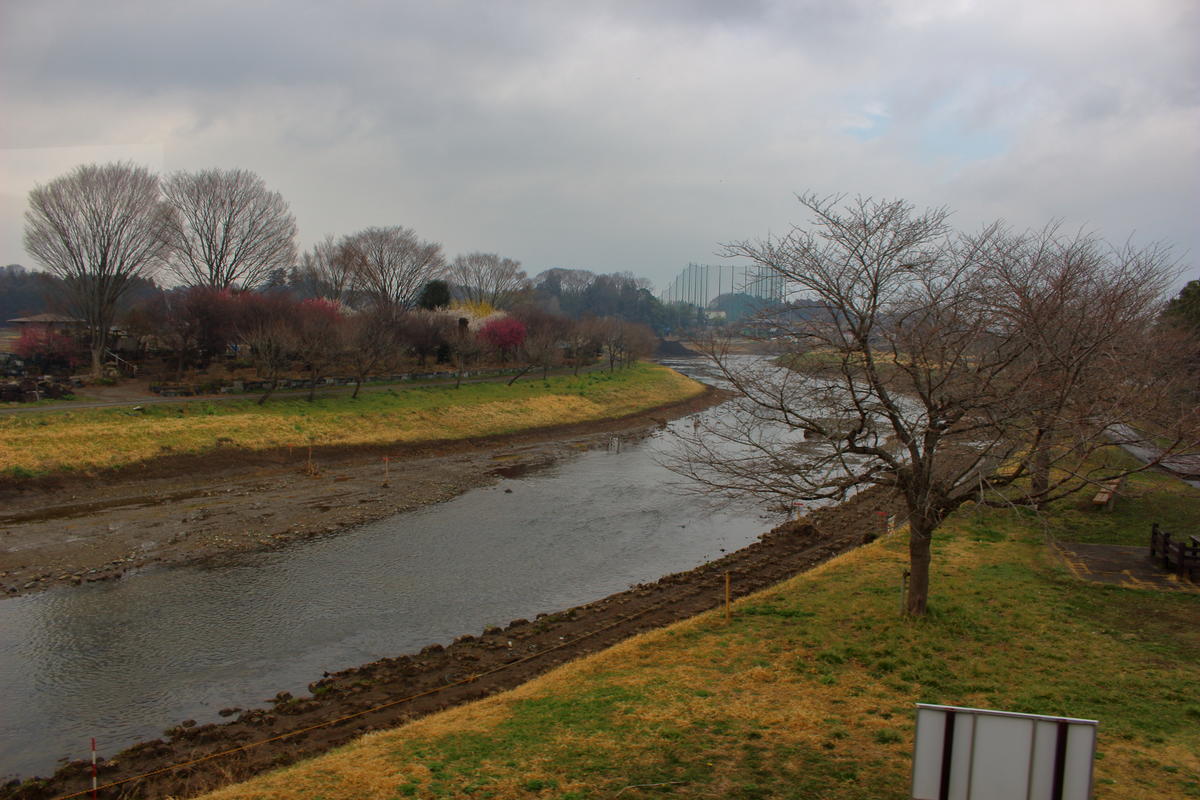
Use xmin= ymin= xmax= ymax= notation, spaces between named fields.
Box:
xmin=1 ymin=364 xmax=704 ymax=476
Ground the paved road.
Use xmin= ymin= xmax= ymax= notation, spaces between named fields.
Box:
xmin=1108 ymin=422 xmax=1200 ymax=488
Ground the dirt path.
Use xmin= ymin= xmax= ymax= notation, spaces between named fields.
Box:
xmin=0 ymin=388 xmax=723 ymax=598
xmin=3 ymin=484 xmax=901 ymax=800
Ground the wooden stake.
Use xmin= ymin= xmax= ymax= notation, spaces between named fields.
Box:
xmin=91 ymin=737 xmax=97 ymax=798
xmin=724 ymin=572 xmax=731 ymax=622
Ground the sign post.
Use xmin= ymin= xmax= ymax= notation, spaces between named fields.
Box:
xmin=911 ymin=704 xmax=1097 ymax=800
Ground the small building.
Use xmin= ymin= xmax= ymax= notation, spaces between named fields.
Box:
xmin=6 ymin=313 xmax=86 ymax=333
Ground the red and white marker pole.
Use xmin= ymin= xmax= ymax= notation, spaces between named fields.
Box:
xmin=91 ymin=737 xmax=98 ymax=798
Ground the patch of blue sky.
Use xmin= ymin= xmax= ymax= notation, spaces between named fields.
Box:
xmin=918 ymin=123 xmax=1009 ymax=162
xmin=916 ymin=72 xmax=1027 ymax=164
xmin=845 ymin=107 xmax=890 ymax=141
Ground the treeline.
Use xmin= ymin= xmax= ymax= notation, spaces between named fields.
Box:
xmin=260 ymin=261 xmax=695 ymax=333
xmin=115 ymin=288 xmax=657 ymax=402
xmin=13 ymin=162 xmax=708 ymax=380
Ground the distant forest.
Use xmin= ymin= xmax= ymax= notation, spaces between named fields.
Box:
xmin=0 ymin=264 xmax=56 ymax=321
xmin=0 ymin=263 xmax=731 ymax=335
xmin=1 ymin=264 xmax=159 ymax=324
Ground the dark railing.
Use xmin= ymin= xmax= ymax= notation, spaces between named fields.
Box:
xmin=1150 ymin=522 xmax=1200 ymax=581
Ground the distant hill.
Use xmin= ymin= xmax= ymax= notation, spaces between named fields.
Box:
xmin=0 ymin=265 xmax=161 ymax=326
xmin=0 ymin=264 xmax=55 ymax=323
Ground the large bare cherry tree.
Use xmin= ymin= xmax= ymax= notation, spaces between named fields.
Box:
xmin=297 ymin=234 xmax=358 ymax=304
xmin=672 ymin=194 xmax=1188 ymax=615
xmin=448 ymin=252 xmax=528 ymax=309
xmin=24 ymin=162 xmax=171 ymax=378
xmin=161 ymin=168 xmax=297 ymax=290
xmin=344 ymin=226 xmax=445 ymax=310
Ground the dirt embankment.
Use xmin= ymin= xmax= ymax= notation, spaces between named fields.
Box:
xmin=0 ymin=387 xmax=725 ymax=598
xmin=4 ymin=481 xmax=901 ymax=800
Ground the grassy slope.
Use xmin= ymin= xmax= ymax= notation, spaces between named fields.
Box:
xmin=200 ymin=468 xmax=1200 ymax=800
xmin=0 ymin=364 xmax=704 ymax=476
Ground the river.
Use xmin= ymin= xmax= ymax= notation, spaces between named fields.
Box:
xmin=0 ymin=358 xmax=780 ymax=780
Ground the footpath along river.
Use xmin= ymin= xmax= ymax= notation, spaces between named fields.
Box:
xmin=0 ymin=358 xmax=786 ymax=781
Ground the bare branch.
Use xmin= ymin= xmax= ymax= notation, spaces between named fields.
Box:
xmin=670 ymin=193 xmax=1192 ymax=616
xmin=161 ymin=168 xmax=297 ymax=290
xmin=23 ymin=161 xmax=171 ymax=378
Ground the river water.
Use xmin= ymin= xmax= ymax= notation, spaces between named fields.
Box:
xmin=0 ymin=358 xmax=780 ymax=779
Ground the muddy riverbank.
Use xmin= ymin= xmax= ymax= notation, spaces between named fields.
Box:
xmin=3 ymin=483 xmax=901 ymax=800
xmin=0 ymin=388 xmax=724 ymax=599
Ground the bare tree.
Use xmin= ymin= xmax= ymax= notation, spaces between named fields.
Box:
xmin=979 ymin=225 xmax=1179 ymax=503
xmin=161 ymin=168 xmax=297 ymax=290
xmin=565 ymin=317 xmax=603 ymax=375
xmin=24 ymin=162 xmax=171 ymax=378
xmin=294 ymin=299 xmax=346 ymax=401
xmin=595 ymin=316 xmax=628 ymax=372
xmin=345 ymin=226 xmax=445 ymax=310
xmin=512 ymin=308 xmax=570 ymax=382
xmin=449 ymin=252 xmax=528 ymax=309
xmin=399 ymin=310 xmax=454 ymax=368
xmin=298 ymin=234 xmax=358 ymax=304
xmin=345 ymin=307 xmax=402 ymax=398
xmin=536 ymin=267 xmax=596 ymax=296
xmin=621 ymin=320 xmax=657 ymax=365
xmin=671 ymin=194 xmax=1188 ymax=616
xmin=450 ymin=316 xmax=482 ymax=388
xmin=230 ymin=292 xmax=300 ymax=405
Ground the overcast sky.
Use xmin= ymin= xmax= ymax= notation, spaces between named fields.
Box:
xmin=2 ymin=0 xmax=1197 ymax=292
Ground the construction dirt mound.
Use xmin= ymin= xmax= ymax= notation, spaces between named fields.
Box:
xmin=655 ymin=339 xmax=703 ymax=358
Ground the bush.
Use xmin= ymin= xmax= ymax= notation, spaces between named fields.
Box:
xmin=14 ymin=327 xmax=80 ymax=372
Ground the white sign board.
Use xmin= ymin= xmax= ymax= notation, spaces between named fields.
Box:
xmin=911 ymin=704 xmax=1097 ymax=800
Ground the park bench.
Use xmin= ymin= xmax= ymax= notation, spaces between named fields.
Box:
xmin=1091 ymin=477 xmax=1124 ymax=510
xmin=1149 ymin=523 xmax=1200 ymax=581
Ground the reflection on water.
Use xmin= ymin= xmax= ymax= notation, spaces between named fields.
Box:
xmin=0 ymin=358 xmax=775 ymax=778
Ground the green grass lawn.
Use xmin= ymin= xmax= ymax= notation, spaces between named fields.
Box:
xmin=200 ymin=463 xmax=1200 ymax=799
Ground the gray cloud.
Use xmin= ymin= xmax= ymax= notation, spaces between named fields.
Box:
xmin=2 ymin=0 xmax=1196 ymax=287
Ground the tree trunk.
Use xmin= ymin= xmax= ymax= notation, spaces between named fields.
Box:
xmin=507 ymin=365 xmax=532 ymax=386
xmin=88 ymin=316 xmax=114 ymax=380
xmin=906 ymin=519 xmax=934 ymax=616
xmin=258 ymin=377 xmax=277 ymax=406
xmin=89 ymin=343 xmax=104 ymax=380
xmin=1031 ymin=436 xmax=1051 ymax=507
xmin=352 ymin=377 xmax=362 ymax=399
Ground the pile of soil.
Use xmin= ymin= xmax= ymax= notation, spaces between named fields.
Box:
xmin=654 ymin=339 xmax=703 ymax=358
xmin=3 ymin=485 xmax=901 ymax=800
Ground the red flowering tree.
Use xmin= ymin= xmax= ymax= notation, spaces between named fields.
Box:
xmin=14 ymin=327 xmax=81 ymax=373
xmin=477 ymin=317 xmax=526 ymax=362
